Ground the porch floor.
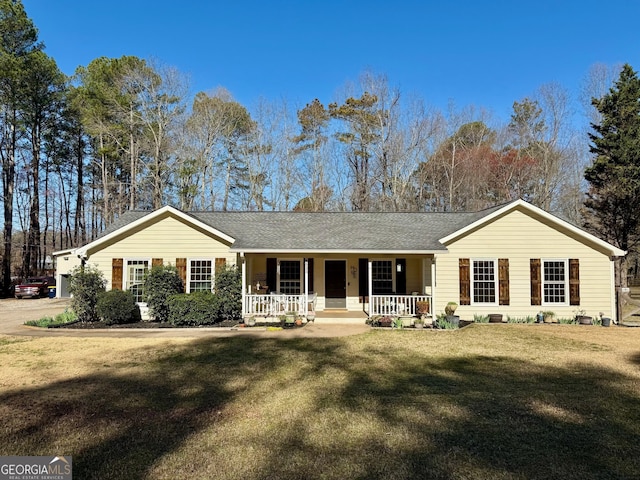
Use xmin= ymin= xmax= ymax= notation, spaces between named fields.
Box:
xmin=313 ymin=310 xmax=369 ymax=324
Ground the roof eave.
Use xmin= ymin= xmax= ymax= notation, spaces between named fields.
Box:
xmin=230 ymin=248 xmax=447 ymax=255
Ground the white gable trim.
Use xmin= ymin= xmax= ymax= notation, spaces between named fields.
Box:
xmin=439 ymin=199 xmax=626 ymax=257
xmin=76 ymin=205 xmax=235 ymax=257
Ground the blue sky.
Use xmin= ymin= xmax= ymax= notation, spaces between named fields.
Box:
xmin=25 ymin=0 xmax=640 ymax=121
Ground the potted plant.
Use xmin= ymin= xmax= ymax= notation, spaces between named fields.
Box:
xmin=245 ymin=316 xmax=256 ymax=327
xmin=543 ymin=311 xmax=556 ymax=323
xmin=445 ymin=302 xmax=460 ymax=326
xmin=416 ymin=300 xmax=430 ymax=315
xmin=574 ymin=308 xmax=593 ymax=325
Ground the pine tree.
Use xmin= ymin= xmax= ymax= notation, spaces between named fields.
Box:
xmin=585 ymin=64 xmax=640 ymax=251
xmin=584 ymin=63 xmax=640 ymax=293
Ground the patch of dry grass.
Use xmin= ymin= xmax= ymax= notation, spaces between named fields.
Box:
xmin=1 ymin=325 xmax=640 ymax=479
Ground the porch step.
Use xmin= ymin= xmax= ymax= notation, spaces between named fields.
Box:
xmin=312 ymin=317 xmax=368 ymax=325
xmin=312 ymin=310 xmax=368 ymax=325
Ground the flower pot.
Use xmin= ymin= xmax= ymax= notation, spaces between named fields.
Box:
xmin=488 ymin=314 xmax=503 ymax=323
xmin=414 ymin=322 xmax=424 ymax=329
xmin=601 ymin=317 xmax=611 ymax=327
xmin=577 ymin=316 xmax=593 ymax=325
xmin=446 ymin=315 xmax=460 ymax=326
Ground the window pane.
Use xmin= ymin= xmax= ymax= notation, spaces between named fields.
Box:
xmin=127 ymin=260 xmax=148 ymax=303
xmin=473 ymin=260 xmax=495 ymax=303
xmin=543 ymin=261 xmax=566 ymax=303
xmin=280 ymin=260 xmax=301 ymax=295
xmin=372 ymin=260 xmax=393 ymax=295
xmin=190 ymin=260 xmax=212 ymax=293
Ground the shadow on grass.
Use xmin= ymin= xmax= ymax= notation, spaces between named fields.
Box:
xmin=1 ymin=333 xmax=640 ymax=479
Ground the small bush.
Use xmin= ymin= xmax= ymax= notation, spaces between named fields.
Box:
xmin=474 ymin=314 xmax=489 ymax=323
xmin=143 ymin=265 xmax=184 ymax=321
xmin=69 ymin=265 xmax=106 ymax=322
xmin=506 ymin=316 xmax=537 ymax=324
xmin=167 ymin=292 xmax=220 ymax=326
xmin=25 ymin=309 xmax=78 ymax=327
xmin=97 ymin=289 xmax=141 ymax=325
xmin=214 ymin=265 xmax=242 ymax=321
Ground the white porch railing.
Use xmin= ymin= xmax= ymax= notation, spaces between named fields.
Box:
xmin=244 ymin=293 xmax=317 ymax=317
xmin=370 ymin=295 xmax=432 ymax=317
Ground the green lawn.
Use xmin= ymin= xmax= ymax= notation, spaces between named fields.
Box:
xmin=1 ymin=325 xmax=639 ymax=479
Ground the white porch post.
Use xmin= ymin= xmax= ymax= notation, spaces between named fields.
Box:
xmin=431 ymin=256 xmax=436 ymax=316
xmin=240 ymin=252 xmax=246 ymax=317
xmin=304 ymin=258 xmax=309 ymax=316
xmin=368 ymin=259 xmax=373 ymax=315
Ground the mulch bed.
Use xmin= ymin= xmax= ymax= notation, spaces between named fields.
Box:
xmin=59 ymin=320 xmax=241 ymax=329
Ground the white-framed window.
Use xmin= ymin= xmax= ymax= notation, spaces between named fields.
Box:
xmin=372 ymin=260 xmax=393 ymax=294
xmin=189 ymin=259 xmax=213 ymax=293
xmin=472 ymin=259 xmax=497 ymax=304
xmin=543 ymin=259 xmax=568 ymax=304
xmin=126 ymin=259 xmax=149 ymax=303
xmin=279 ymin=259 xmax=301 ymax=295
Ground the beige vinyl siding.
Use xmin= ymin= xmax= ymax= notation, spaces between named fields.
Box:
xmin=437 ymin=209 xmax=615 ymax=319
xmin=54 ymin=253 xmax=82 ymax=275
xmin=87 ymin=216 xmax=235 ymax=290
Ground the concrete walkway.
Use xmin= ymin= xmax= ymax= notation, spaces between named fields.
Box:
xmin=0 ymin=298 xmax=371 ymax=339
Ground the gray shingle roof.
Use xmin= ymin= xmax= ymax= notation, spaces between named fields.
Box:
xmin=98 ymin=205 xmax=505 ymax=253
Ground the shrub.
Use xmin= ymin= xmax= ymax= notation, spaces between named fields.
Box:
xmin=97 ymin=289 xmax=141 ymax=325
xmin=167 ymin=292 xmax=220 ymax=326
xmin=143 ymin=265 xmax=184 ymax=321
xmin=69 ymin=265 xmax=106 ymax=322
xmin=214 ymin=264 xmax=242 ymax=321
xmin=24 ymin=309 xmax=78 ymax=328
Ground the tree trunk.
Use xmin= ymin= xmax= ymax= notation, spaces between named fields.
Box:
xmin=27 ymin=119 xmax=41 ymax=276
xmin=74 ymin=129 xmax=85 ymax=245
xmin=1 ymin=113 xmax=17 ymax=293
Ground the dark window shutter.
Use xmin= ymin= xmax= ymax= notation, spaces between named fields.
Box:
xmin=459 ymin=258 xmax=470 ymax=305
xmin=358 ymin=258 xmax=369 ymax=302
xmin=152 ymin=258 xmax=163 ymax=267
xmin=215 ymin=258 xmax=226 ymax=272
xmin=266 ymin=258 xmax=277 ymax=293
xmin=530 ymin=259 xmax=541 ymax=305
xmin=307 ymin=258 xmax=314 ymax=293
xmin=176 ymin=258 xmax=187 ymax=287
xmin=569 ymin=259 xmax=580 ymax=305
xmin=112 ymin=258 xmax=123 ymax=290
xmin=396 ymin=258 xmax=406 ymax=294
xmin=498 ymin=258 xmax=510 ymax=305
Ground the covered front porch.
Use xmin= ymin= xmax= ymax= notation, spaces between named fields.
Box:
xmin=239 ymin=253 xmax=435 ymax=320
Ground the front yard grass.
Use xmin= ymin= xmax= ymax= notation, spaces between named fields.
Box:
xmin=1 ymin=324 xmax=639 ymax=479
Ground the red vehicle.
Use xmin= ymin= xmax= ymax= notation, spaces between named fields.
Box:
xmin=14 ymin=276 xmax=56 ymax=299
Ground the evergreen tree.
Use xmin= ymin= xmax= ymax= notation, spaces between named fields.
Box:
xmin=585 ymin=65 xmax=640 ymax=252
xmin=584 ymin=63 xmax=640 ymax=288
xmin=0 ymin=0 xmax=42 ymax=292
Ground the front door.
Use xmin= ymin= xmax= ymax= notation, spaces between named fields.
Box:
xmin=325 ymin=260 xmax=346 ymax=309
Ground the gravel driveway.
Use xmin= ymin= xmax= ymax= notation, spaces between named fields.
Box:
xmin=0 ymin=297 xmax=71 ymax=335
